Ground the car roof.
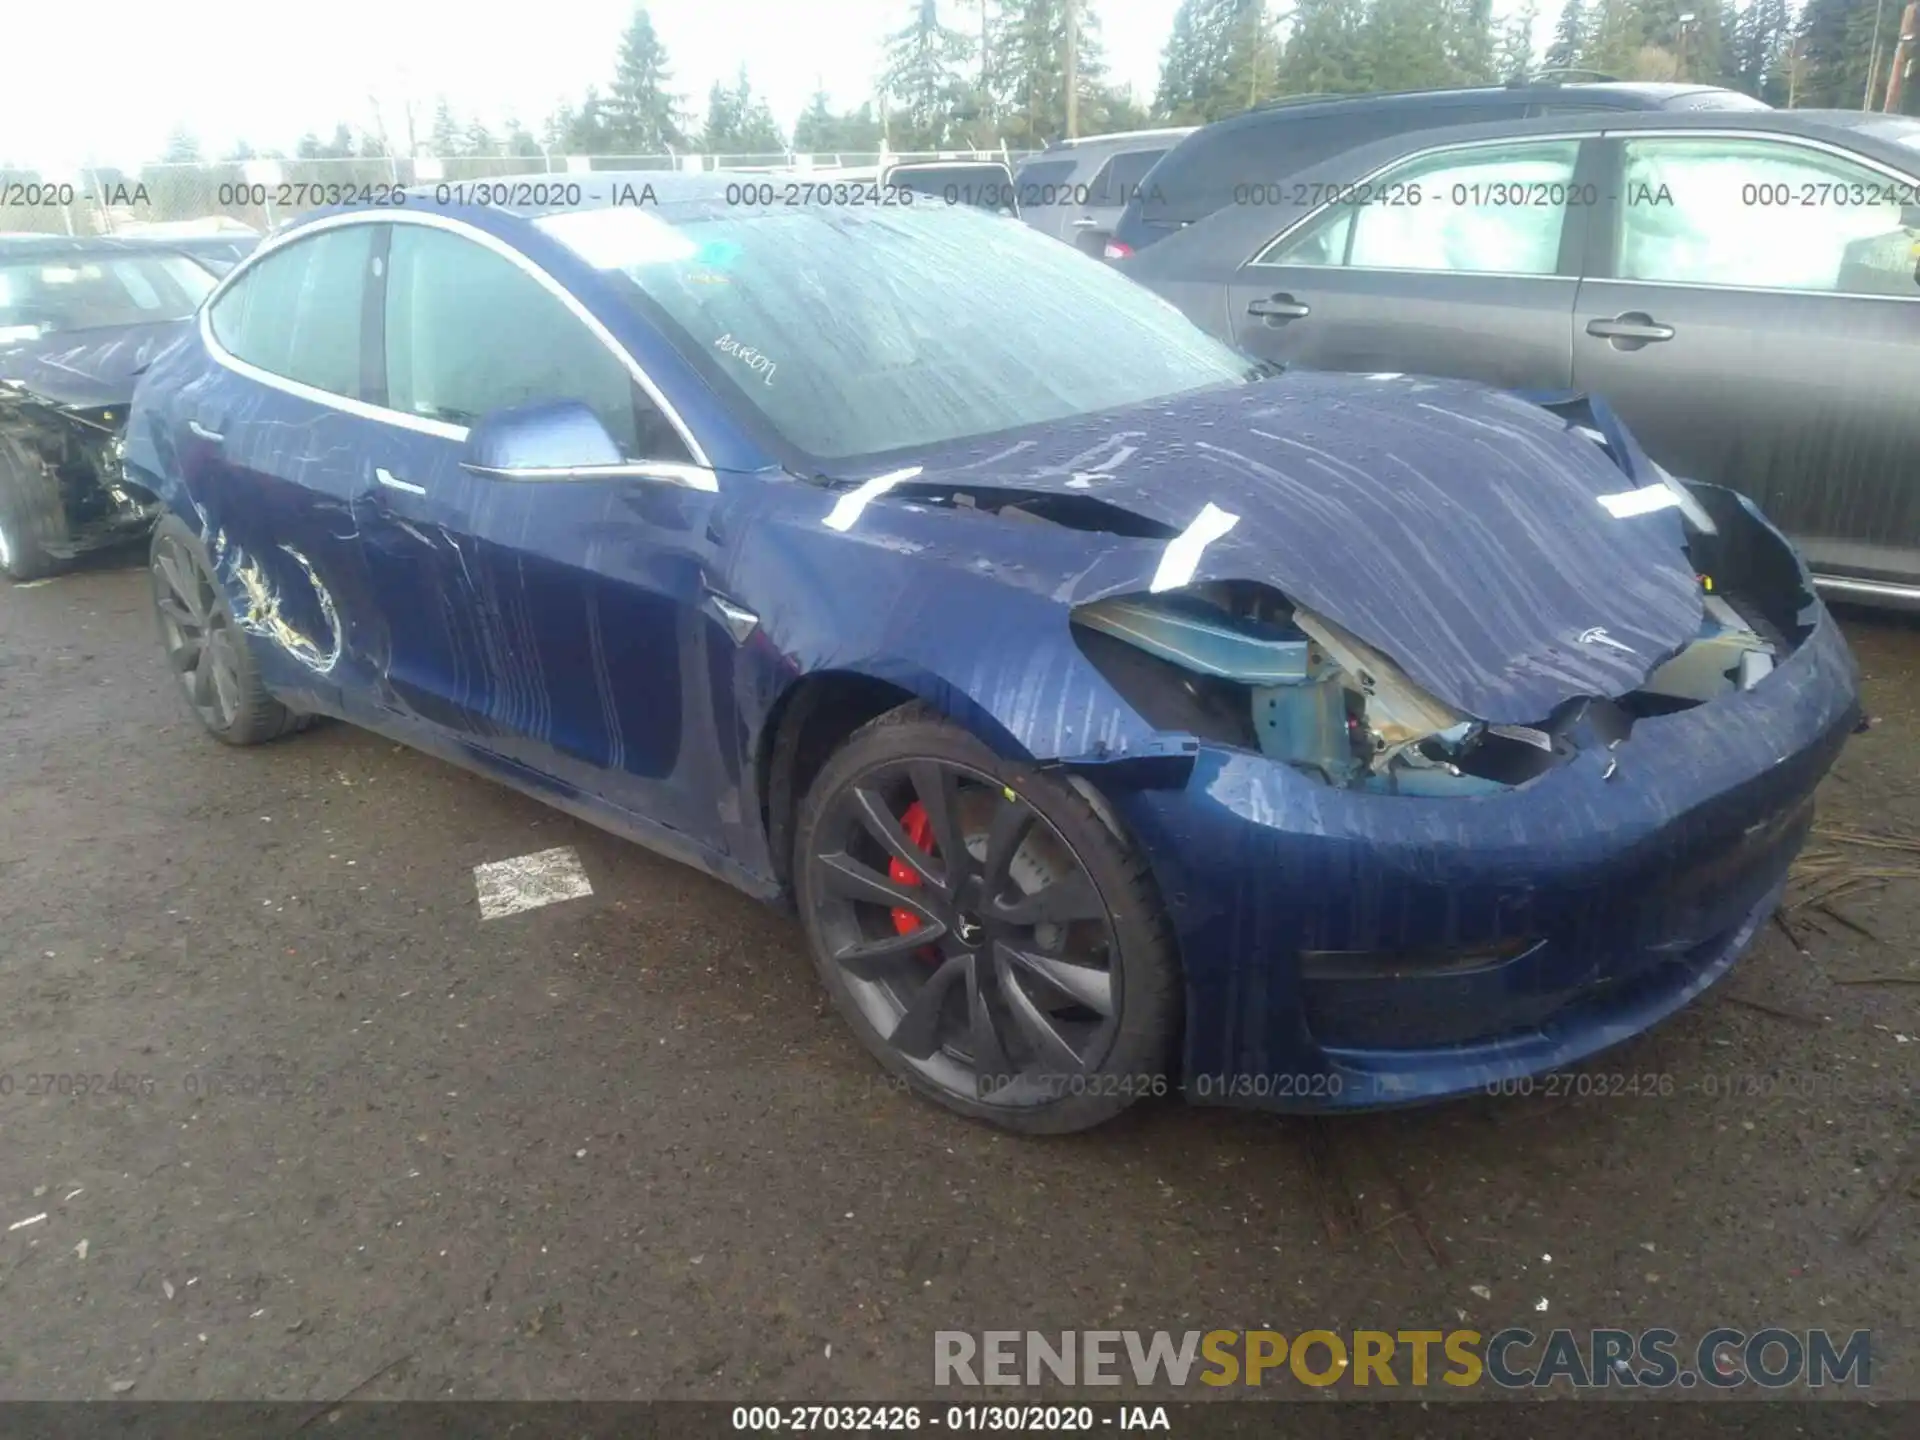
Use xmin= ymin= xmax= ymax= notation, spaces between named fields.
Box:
xmin=0 ymin=233 xmax=204 ymax=260
xmin=1039 ymin=126 xmax=1198 ymax=152
xmin=1128 ymin=106 xmax=1920 ymax=274
xmin=1202 ymin=81 xmax=1751 ymax=136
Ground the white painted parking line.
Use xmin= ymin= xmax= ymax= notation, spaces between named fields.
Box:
xmin=473 ymin=846 xmax=593 ymax=921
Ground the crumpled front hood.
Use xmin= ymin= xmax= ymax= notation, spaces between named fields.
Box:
xmin=895 ymin=371 xmax=1706 ymax=724
xmin=0 ymin=320 xmax=189 ymax=412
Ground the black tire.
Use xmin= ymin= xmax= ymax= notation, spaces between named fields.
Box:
xmin=0 ymin=429 xmax=70 ymax=582
xmin=794 ymin=702 xmax=1181 ymax=1134
xmin=148 ymin=514 xmax=306 ymax=746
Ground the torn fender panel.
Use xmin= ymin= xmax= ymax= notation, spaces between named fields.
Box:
xmin=869 ymin=371 xmax=1707 ymax=724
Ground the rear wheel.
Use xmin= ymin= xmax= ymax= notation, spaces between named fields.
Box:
xmin=149 ymin=514 xmax=305 ymax=745
xmin=0 ymin=430 xmax=69 ymax=582
xmin=795 ymin=704 xmax=1180 ymax=1134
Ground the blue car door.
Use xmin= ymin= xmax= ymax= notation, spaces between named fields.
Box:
xmin=344 ymin=218 xmax=738 ymax=854
xmin=177 ymin=221 xmax=389 ymax=712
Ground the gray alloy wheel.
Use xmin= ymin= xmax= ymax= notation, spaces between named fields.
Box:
xmin=147 ymin=515 xmax=306 ymax=745
xmin=795 ymin=703 xmax=1181 ymax=1134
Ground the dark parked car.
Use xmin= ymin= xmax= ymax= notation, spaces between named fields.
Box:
xmin=123 ymin=179 xmax=1857 ymax=1133
xmin=1011 ymin=127 xmax=1195 ymax=254
xmin=1106 ymin=80 xmax=1770 ymax=259
xmin=0 ymin=235 xmax=220 ymax=579
xmin=1121 ymin=108 xmax=1920 ymax=605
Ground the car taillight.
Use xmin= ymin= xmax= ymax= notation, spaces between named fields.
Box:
xmin=1102 ymin=240 xmax=1133 ymax=260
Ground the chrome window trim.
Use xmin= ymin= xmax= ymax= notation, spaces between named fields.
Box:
xmin=458 ymin=460 xmax=719 ymax=490
xmin=197 ymin=207 xmax=714 ymax=467
xmin=1246 ymin=130 xmax=1604 ymax=270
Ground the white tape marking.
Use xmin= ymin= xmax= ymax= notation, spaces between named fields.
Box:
xmin=473 ymin=846 xmax=594 ymax=921
xmin=823 ymin=466 xmax=924 ymax=532
xmin=1150 ymin=502 xmax=1241 ymax=593
xmin=1597 ymin=484 xmax=1681 ymax=519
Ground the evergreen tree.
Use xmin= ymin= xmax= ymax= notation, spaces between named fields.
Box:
xmin=1277 ymin=0 xmax=1372 ymax=94
xmin=1444 ymin=0 xmax=1498 ymax=83
xmin=1496 ymin=0 xmax=1542 ymax=78
xmin=988 ymin=0 xmax=1123 ymax=146
xmin=1157 ymin=1 xmax=1276 ymax=122
xmin=429 ymin=98 xmax=463 ymax=156
xmin=881 ymin=0 xmax=973 ymax=150
xmin=605 ymin=6 xmax=686 ymax=152
xmin=1361 ymin=0 xmax=1457 ymax=91
xmin=162 ymin=127 xmax=203 ymax=163
xmin=1544 ymin=0 xmax=1589 ymax=70
xmin=703 ymin=67 xmax=785 ymax=154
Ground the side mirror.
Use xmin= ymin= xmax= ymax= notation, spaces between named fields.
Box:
xmin=460 ymin=400 xmax=623 ymax=478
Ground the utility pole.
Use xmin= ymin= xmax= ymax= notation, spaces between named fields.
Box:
xmin=1065 ymin=0 xmax=1079 ymax=139
xmin=1887 ymin=0 xmax=1920 ymax=112
xmin=1787 ymin=36 xmax=1804 ymax=108
xmin=1867 ymin=0 xmax=1892 ymax=110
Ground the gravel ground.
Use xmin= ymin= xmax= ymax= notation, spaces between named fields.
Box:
xmin=0 ymin=558 xmax=1913 ymax=1404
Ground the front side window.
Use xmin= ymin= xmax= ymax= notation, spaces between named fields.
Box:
xmin=1260 ymin=139 xmax=1584 ymax=276
xmin=1615 ymin=137 xmax=1919 ymax=296
xmin=382 ymin=225 xmax=670 ymax=458
xmin=0 ymin=252 xmax=214 ymax=341
xmin=536 ymin=203 xmax=1255 ymax=465
xmin=208 ymin=226 xmax=374 ymax=398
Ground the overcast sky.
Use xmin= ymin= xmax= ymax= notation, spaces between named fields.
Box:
xmin=5 ymin=0 xmax=1548 ymax=172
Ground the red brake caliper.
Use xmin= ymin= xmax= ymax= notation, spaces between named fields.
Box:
xmin=888 ymin=801 xmax=937 ymax=940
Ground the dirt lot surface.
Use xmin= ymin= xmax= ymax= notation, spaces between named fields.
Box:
xmin=0 ymin=559 xmax=1913 ymax=1405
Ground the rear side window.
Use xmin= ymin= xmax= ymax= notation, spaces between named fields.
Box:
xmin=208 ymin=226 xmax=375 ymax=398
xmin=1141 ymin=103 xmax=1523 ymax=226
xmin=1089 ymin=148 xmax=1169 ymax=204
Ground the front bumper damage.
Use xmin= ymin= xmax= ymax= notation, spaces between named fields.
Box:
xmin=0 ymin=383 xmax=157 ymax=558
xmin=1110 ymin=560 xmax=1858 ymax=1111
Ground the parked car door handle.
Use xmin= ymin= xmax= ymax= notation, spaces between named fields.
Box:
xmin=375 ymin=466 xmax=427 ymax=496
xmin=186 ymin=419 xmax=224 ymax=442
xmin=1071 ymin=217 xmax=1101 ymax=229
xmin=1248 ymin=293 xmax=1311 ymax=323
xmin=1586 ymin=313 xmax=1675 ymax=344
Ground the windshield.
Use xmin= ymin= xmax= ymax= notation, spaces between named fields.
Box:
xmin=535 ymin=201 xmax=1255 ymax=465
xmin=0 ymin=252 xmax=214 ymax=341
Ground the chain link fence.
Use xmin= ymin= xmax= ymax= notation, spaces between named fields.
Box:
xmin=1 ymin=149 xmax=1032 ymax=239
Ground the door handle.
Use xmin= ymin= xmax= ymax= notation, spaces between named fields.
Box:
xmin=1248 ymin=294 xmax=1311 ymax=323
xmin=1586 ymin=313 xmax=1675 ymax=344
xmin=1072 ymin=217 xmax=1100 ymax=228
xmin=375 ymin=466 xmax=427 ymax=496
xmin=187 ymin=419 xmax=224 ymax=442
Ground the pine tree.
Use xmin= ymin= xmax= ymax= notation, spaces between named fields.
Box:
xmin=605 ymin=6 xmax=685 ymax=153
xmin=988 ymin=0 xmax=1122 ymax=147
xmin=1496 ymin=0 xmax=1542 ymax=78
xmin=1545 ymin=0 xmax=1589 ymax=70
xmin=1362 ymin=0 xmax=1458 ymax=91
xmin=429 ymin=99 xmax=463 ymax=157
xmin=881 ymin=0 xmax=973 ymax=150
xmin=703 ymin=67 xmax=785 ymax=154
xmin=1444 ymin=0 xmax=1498 ymax=83
xmin=1582 ymin=0 xmax=1649 ymax=75
xmin=1277 ymin=0 xmax=1372 ymax=94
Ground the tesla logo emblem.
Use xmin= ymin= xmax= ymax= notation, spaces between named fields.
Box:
xmin=1578 ymin=627 xmax=1637 ymax=654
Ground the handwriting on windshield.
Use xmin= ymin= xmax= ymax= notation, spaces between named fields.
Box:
xmin=714 ymin=332 xmax=776 ymax=387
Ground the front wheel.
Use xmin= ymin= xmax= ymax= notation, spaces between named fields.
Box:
xmin=0 ymin=430 xmax=69 ymax=582
xmin=149 ymin=514 xmax=306 ymax=746
xmin=795 ymin=704 xmax=1181 ymax=1134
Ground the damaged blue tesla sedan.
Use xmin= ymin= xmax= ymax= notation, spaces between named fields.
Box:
xmin=121 ymin=177 xmax=1861 ymax=1133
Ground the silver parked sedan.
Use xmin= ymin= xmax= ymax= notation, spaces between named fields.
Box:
xmin=1118 ymin=108 xmax=1920 ymax=606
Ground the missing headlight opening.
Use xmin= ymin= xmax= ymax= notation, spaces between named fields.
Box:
xmin=1073 ymin=524 xmax=1804 ymax=798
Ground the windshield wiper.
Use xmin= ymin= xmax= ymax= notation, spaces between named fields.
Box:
xmin=1241 ymin=357 xmax=1286 ymax=381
